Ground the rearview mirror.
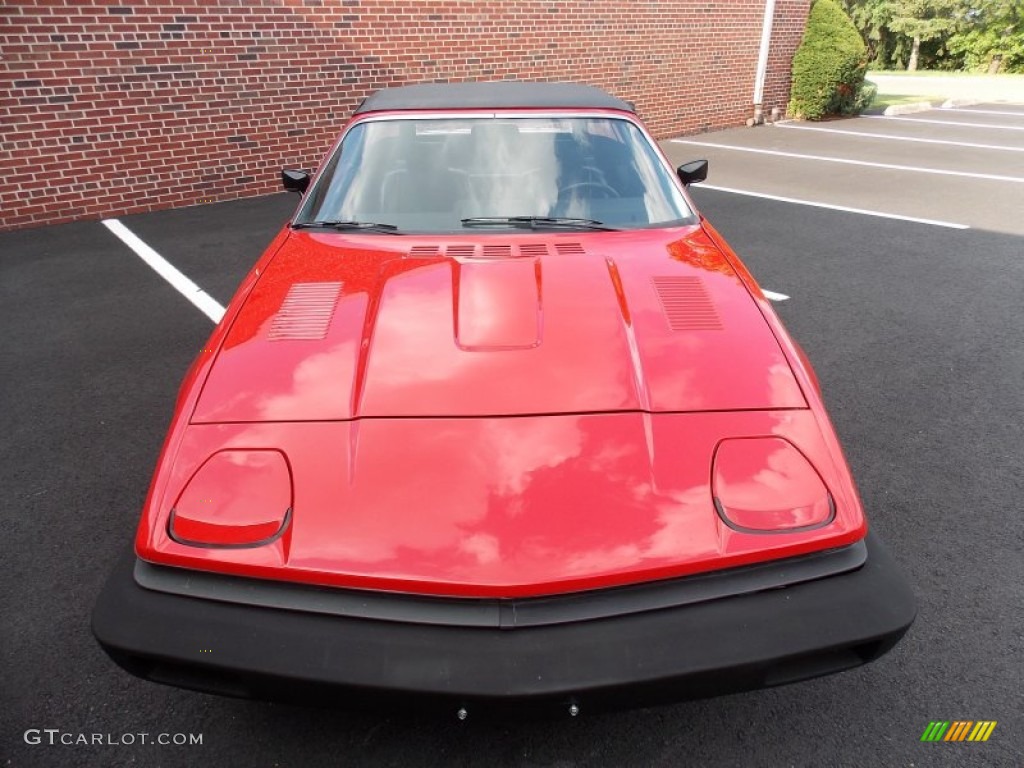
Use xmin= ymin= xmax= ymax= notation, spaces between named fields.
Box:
xmin=281 ymin=169 xmax=311 ymax=194
xmin=677 ymin=160 xmax=709 ymax=187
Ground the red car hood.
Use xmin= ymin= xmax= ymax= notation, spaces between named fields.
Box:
xmin=136 ymin=226 xmax=863 ymax=597
xmin=192 ymin=226 xmax=806 ymax=422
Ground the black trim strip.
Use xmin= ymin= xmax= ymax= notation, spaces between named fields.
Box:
xmin=134 ymin=540 xmax=866 ymax=629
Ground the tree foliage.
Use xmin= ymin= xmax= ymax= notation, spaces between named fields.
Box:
xmin=842 ymin=0 xmax=1024 ymax=72
xmin=845 ymin=0 xmax=898 ymax=63
xmin=887 ymin=0 xmax=960 ymax=42
xmin=789 ymin=0 xmax=871 ymax=119
xmin=948 ymin=1 xmax=1024 ymax=72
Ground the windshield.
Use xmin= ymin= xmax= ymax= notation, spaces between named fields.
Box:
xmin=296 ymin=116 xmax=695 ymax=232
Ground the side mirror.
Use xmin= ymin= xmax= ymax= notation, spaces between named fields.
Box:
xmin=281 ymin=169 xmax=311 ymax=194
xmin=677 ymin=160 xmax=709 ymax=187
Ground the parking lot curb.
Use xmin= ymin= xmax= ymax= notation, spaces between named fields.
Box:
xmin=883 ymin=102 xmax=935 ymax=116
xmin=941 ymin=98 xmax=981 ymax=109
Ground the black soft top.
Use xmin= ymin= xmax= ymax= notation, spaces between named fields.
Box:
xmin=354 ymin=81 xmax=634 ymax=114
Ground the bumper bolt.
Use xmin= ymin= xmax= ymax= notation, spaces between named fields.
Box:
xmin=569 ymin=703 xmax=580 ymax=717
xmin=457 ymin=707 xmax=468 ymax=721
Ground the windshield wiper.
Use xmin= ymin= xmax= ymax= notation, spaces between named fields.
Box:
xmin=460 ymin=216 xmax=618 ymax=231
xmin=292 ymin=220 xmax=401 ymax=234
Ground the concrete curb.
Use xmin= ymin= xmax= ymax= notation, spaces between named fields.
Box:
xmin=941 ymin=98 xmax=981 ymax=109
xmin=883 ymin=101 xmax=935 ymax=116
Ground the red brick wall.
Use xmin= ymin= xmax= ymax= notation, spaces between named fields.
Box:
xmin=0 ymin=1 xmax=810 ymax=231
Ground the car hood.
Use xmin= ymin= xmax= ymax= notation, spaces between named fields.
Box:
xmin=192 ymin=226 xmax=806 ymax=423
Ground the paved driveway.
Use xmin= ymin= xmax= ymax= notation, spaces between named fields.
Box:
xmin=3 ymin=105 xmax=1023 ymax=767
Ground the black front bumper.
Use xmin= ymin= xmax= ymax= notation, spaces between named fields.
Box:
xmin=92 ymin=532 xmax=914 ymax=715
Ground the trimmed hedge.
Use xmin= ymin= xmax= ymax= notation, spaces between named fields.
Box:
xmin=788 ymin=0 xmax=870 ymax=120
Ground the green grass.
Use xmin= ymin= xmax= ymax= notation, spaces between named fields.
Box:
xmin=868 ymin=70 xmax=1024 ymax=79
xmin=864 ymin=69 xmax=1024 ymax=108
xmin=868 ymin=92 xmax=942 ymax=110
xmin=868 ymin=69 xmax=962 ymax=77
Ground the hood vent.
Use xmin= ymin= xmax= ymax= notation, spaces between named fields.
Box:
xmin=268 ymin=282 xmax=343 ymax=341
xmin=482 ymin=244 xmax=513 ymax=259
xmin=519 ymin=243 xmax=549 ymax=257
xmin=406 ymin=243 xmax=581 ymax=260
xmin=409 ymin=246 xmax=440 ymax=258
xmin=652 ymin=276 xmax=722 ymax=331
xmin=554 ymin=242 xmax=585 ymax=255
xmin=446 ymin=244 xmax=476 ymax=259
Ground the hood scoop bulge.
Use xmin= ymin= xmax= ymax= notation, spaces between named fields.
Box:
xmin=455 ymin=259 xmax=542 ymax=351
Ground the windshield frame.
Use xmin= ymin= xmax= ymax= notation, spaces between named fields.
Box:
xmin=292 ymin=110 xmax=699 ymax=233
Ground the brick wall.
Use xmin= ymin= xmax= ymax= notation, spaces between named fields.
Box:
xmin=0 ymin=1 xmax=810 ymax=231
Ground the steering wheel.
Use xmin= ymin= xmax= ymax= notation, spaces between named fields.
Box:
xmin=558 ymin=181 xmax=620 ymax=199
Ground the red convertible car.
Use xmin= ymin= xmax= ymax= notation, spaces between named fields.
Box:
xmin=93 ymin=82 xmax=914 ymax=716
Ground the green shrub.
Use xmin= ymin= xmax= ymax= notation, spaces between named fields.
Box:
xmin=788 ymin=0 xmax=870 ymax=120
xmin=854 ymin=80 xmax=878 ymax=113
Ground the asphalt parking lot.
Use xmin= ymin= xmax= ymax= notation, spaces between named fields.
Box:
xmin=665 ymin=102 xmax=1024 ymax=236
xmin=3 ymin=104 xmax=1023 ymax=767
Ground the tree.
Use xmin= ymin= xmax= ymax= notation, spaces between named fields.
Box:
xmin=947 ymin=1 xmax=1024 ymax=72
xmin=888 ymin=0 xmax=962 ymax=70
xmin=843 ymin=0 xmax=1023 ymax=71
xmin=842 ymin=0 xmax=899 ymax=66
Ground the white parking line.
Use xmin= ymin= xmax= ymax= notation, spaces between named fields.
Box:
xmin=939 ymin=106 xmax=1024 ymax=118
xmin=671 ymin=139 xmax=1024 ymax=184
xmin=696 ymin=184 xmax=970 ymax=229
xmin=102 ymin=219 xmax=225 ymax=323
xmin=762 ymin=290 xmax=790 ymax=302
xmin=860 ymin=114 xmax=1024 ymax=131
xmin=775 ymin=121 xmax=1024 ymax=153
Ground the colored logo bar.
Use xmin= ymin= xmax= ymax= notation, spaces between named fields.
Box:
xmin=921 ymin=721 xmax=997 ymax=742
